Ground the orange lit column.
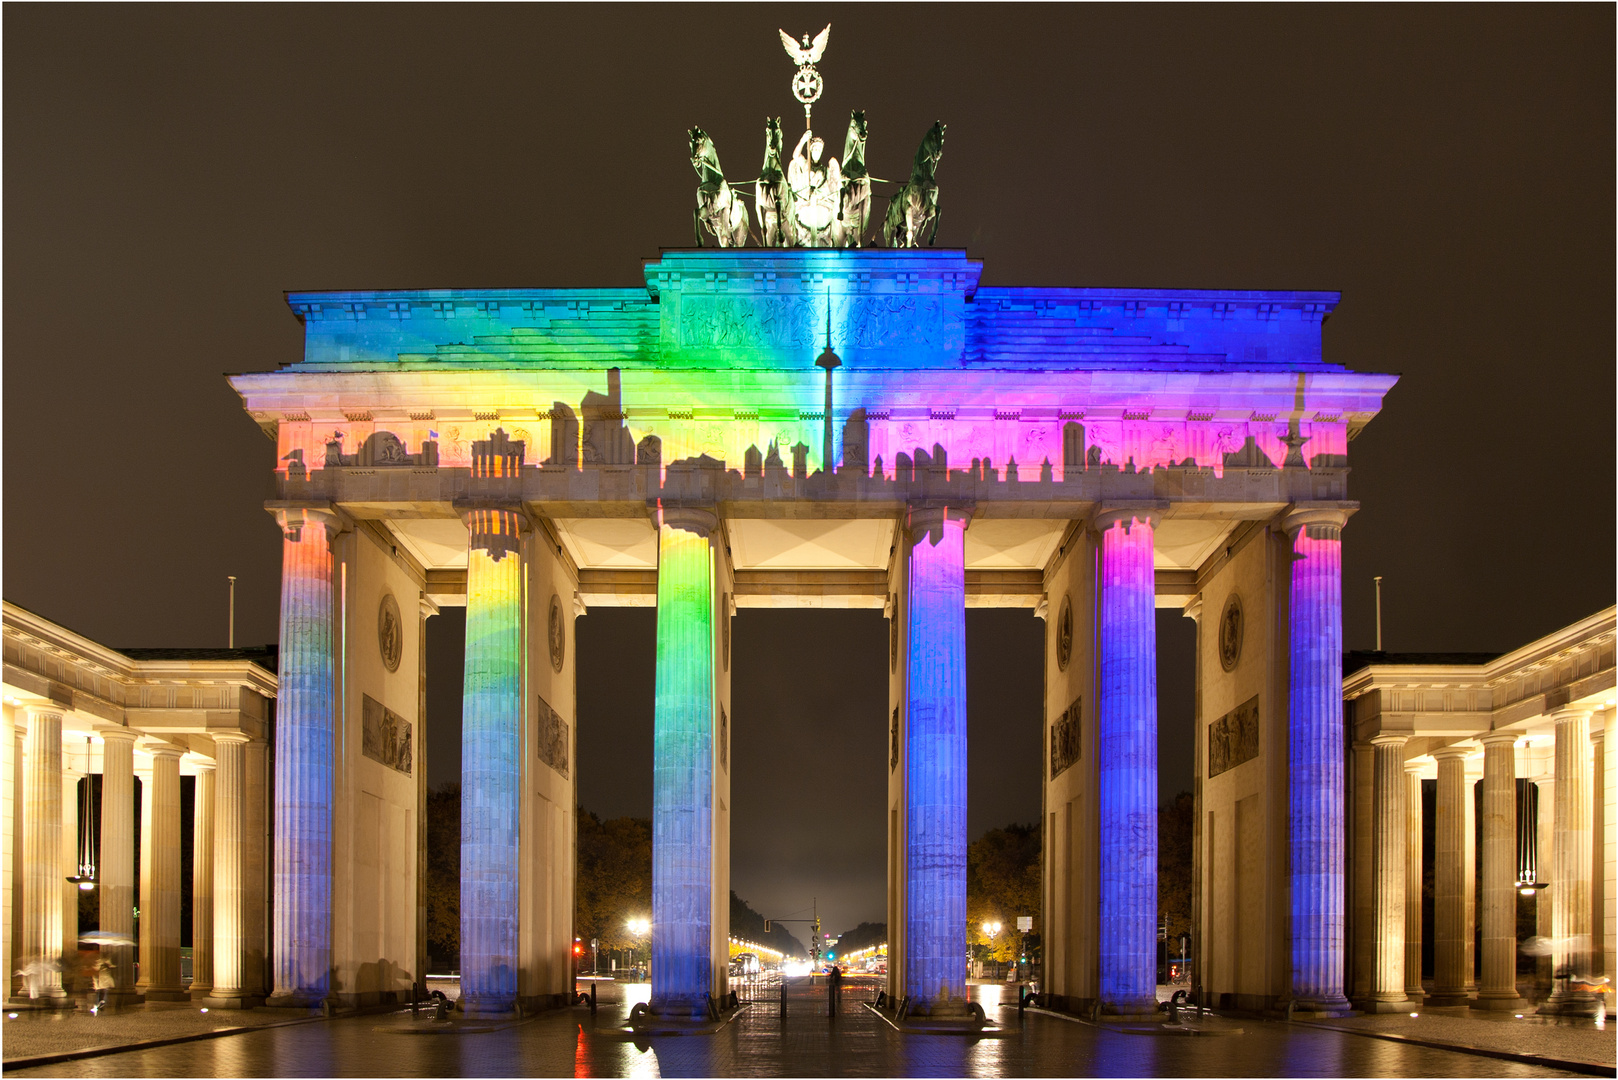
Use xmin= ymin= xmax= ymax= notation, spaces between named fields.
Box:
xmin=13 ymin=706 xmax=66 ymax=1005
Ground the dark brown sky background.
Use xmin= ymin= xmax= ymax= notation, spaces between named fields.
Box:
xmin=5 ymin=6 xmax=1612 ymax=936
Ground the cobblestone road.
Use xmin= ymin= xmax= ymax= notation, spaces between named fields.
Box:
xmin=5 ymin=975 xmax=1593 ymax=1077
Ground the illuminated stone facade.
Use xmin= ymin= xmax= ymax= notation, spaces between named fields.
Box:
xmin=224 ymin=247 xmax=1405 ymax=1017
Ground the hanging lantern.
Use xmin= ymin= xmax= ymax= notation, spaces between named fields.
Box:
xmin=65 ymin=737 xmax=97 ymax=892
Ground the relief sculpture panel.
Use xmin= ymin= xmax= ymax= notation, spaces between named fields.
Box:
xmin=362 ymin=693 xmax=412 ymax=775
xmin=1050 ymin=696 xmax=1082 ymax=779
xmin=537 ymin=694 xmax=570 ymax=779
xmin=1207 ymin=695 xmax=1260 ymax=778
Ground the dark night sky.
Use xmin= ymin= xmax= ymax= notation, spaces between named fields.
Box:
xmin=5 ymin=7 xmax=1612 ymax=938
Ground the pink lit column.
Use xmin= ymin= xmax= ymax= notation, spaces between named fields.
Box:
xmin=268 ymin=505 xmax=338 ymax=1006
xmin=1284 ymin=507 xmax=1351 ymax=1012
xmin=903 ymin=504 xmax=970 ymax=1017
xmin=1095 ymin=507 xmax=1158 ymax=1015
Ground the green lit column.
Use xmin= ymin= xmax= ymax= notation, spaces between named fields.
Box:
xmin=650 ymin=504 xmax=718 ymax=1019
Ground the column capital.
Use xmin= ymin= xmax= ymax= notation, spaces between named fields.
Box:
xmin=1548 ymin=704 xmax=1594 ymax=726
xmin=455 ymin=501 xmax=531 ymax=561
xmin=1404 ymin=757 xmax=1426 ymax=775
xmin=97 ymin=727 xmax=139 ymax=745
xmin=22 ymin=703 xmax=65 ymax=722
xmin=905 ymin=502 xmax=973 ymax=542
xmin=1431 ymin=744 xmax=1472 ymax=762
xmin=266 ymin=501 xmax=347 ymax=542
xmin=1092 ymin=502 xmax=1165 ymax=534
xmin=210 ymin=730 xmax=252 ymax=747
xmin=1370 ymin=733 xmax=1409 ymax=749
xmin=656 ymin=503 xmax=719 ymax=538
xmin=1282 ymin=504 xmax=1352 ymax=539
xmin=1478 ymin=730 xmax=1519 ymax=748
xmin=146 ymin=744 xmax=185 ymax=761
xmin=1183 ymin=595 xmax=1204 ymax=624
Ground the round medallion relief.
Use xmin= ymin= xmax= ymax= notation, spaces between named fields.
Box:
xmin=377 ymin=593 xmax=402 ymax=673
xmin=548 ymin=593 xmax=566 ymax=673
xmin=1056 ymin=595 xmax=1073 ymax=671
xmin=1219 ymin=592 xmax=1244 ymax=672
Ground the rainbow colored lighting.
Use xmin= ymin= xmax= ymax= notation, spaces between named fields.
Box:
xmin=650 ymin=510 xmax=717 ymax=1017
xmin=1097 ymin=514 xmax=1158 ymax=1012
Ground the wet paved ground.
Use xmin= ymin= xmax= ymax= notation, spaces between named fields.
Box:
xmin=5 ymin=975 xmax=1598 ymax=1077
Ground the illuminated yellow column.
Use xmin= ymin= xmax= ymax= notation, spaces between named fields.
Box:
xmin=136 ymin=746 xmax=186 ymax=1001
xmin=98 ymin=730 xmax=137 ymax=1000
xmin=1428 ymin=746 xmax=1471 ymax=1005
xmin=1362 ymin=734 xmax=1407 ymax=1011
xmin=14 ymin=706 xmax=66 ymax=1005
xmin=1404 ymin=760 xmax=1424 ymax=1002
xmin=1544 ymin=706 xmax=1597 ymax=1015
xmin=190 ymin=763 xmax=215 ymax=998
xmin=1473 ymin=732 xmax=1522 ymax=1010
xmin=207 ymin=732 xmax=254 ymax=1007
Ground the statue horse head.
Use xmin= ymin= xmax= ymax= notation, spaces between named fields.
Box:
xmin=757 ymin=117 xmax=794 ymax=247
xmin=883 ymin=121 xmax=947 ymax=248
xmin=760 ymin=117 xmax=786 ymax=180
xmin=689 ymin=127 xmax=724 ymax=185
xmin=909 ymin=121 xmax=946 ymax=184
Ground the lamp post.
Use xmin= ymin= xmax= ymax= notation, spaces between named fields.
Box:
xmin=627 ymin=917 xmax=650 ymax=981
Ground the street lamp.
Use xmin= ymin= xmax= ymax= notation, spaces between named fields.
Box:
xmin=626 ymin=917 xmax=650 ymax=980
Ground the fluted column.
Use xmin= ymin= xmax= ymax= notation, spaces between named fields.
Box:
xmin=1095 ymin=507 xmax=1158 ymax=1015
xmin=903 ymin=504 xmax=970 ymax=1017
xmin=1284 ymin=507 xmax=1350 ymax=1012
xmin=208 ymin=733 xmax=252 ymax=1006
xmin=60 ymin=762 xmax=80 ymax=975
xmin=190 ymin=764 xmax=215 ymax=997
xmin=269 ymin=505 xmax=339 ymax=1005
xmin=1429 ymin=747 xmax=1471 ymax=1004
xmin=15 ymin=707 xmax=65 ymax=1004
xmin=1544 ymin=706 xmax=1596 ymax=1015
xmin=1363 ymin=734 xmax=1408 ymax=1010
xmin=460 ymin=505 xmax=527 ymax=1016
xmin=1473 ymin=731 xmax=1522 ymax=1009
xmin=1404 ymin=761 xmax=1424 ymax=1002
xmin=98 ymin=730 xmax=137 ymax=1000
xmin=136 ymin=746 xmax=185 ymax=1001
xmin=650 ymin=505 xmax=717 ymax=1019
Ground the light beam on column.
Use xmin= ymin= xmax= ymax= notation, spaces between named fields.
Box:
xmin=651 ymin=504 xmax=717 ymax=1019
xmin=1285 ymin=506 xmax=1351 ymax=1013
xmin=903 ymin=504 xmax=969 ymax=1016
xmin=459 ymin=505 xmax=526 ymax=1016
xmin=1096 ymin=507 xmax=1159 ymax=1014
xmin=269 ymin=506 xmax=338 ymax=1005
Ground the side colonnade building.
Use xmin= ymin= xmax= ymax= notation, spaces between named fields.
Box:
xmin=228 ymin=249 xmax=1399 ymax=1018
xmin=2 ymin=601 xmax=277 ymax=1007
xmin=1339 ymin=607 xmax=1615 ymax=1016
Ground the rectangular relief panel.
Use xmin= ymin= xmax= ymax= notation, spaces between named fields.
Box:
xmin=361 ymin=694 xmax=412 ymax=775
xmin=536 ymin=696 xmax=570 ymax=779
xmin=1051 ymin=697 xmax=1082 ymax=779
xmin=1207 ymin=695 xmax=1259 ymax=779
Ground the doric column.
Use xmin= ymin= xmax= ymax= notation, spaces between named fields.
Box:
xmin=190 ymin=764 xmax=215 ymax=998
xmin=1283 ymin=507 xmax=1350 ymax=1012
xmin=1362 ymin=734 xmax=1408 ymax=1010
xmin=1473 ymin=731 xmax=1522 ymax=1009
xmin=1428 ymin=747 xmax=1471 ymax=1004
xmin=136 ymin=746 xmax=185 ymax=1001
xmin=98 ymin=730 xmax=137 ymax=1000
xmin=903 ymin=504 xmax=970 ymax=1017
xmin=208 ymin=733 xmax=252 ymax=1006
xmin=1463 ymin=757 xmax=1480 ymax=990
xmin=1543 ymin=706 xmax=1596 ymax=1015
xmin=650 ymin=504 xmax=718 ymax=1019
xmin=460 ymin=505 xmax=527 ymax=1016
xmin=1095 ymin=506 xmax=1158 ymax=1015
xmin=269 ymin=504 xmax=339 ymax=1005
xmin=16 ymin=706 xmax=65 ymax=1003
xmin=60 ymin=759 xmax=80 ymax=973
xmin=1404 ymin=760 xmax=1424 ymax=1002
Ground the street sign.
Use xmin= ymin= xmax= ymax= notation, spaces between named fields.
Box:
xmin=1016 ymin=916 xmax=1032 ymax=932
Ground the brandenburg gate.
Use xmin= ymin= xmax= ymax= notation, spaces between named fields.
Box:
xmin=228 ymin=247 xmax=1397 ymax=1018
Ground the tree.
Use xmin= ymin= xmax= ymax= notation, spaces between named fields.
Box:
xmin=575 ymin=810 xmax=652 ymax=953
xmin=1158 ymin=790 xmax=1194 ymax=946
xmin=967 ymin=822 xmax=1041 ymax=963
xmin=425 ymin=783 xmax=461 ymax=967
xmin=730 ymin=892 xmax=808 ymax=958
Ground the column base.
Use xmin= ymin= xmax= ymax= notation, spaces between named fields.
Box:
xmin=1356 ymin=997 xmax=1416 ymax=1014
xmin=189 ymin=985 xmax=213 ymax=1001
xmin=1538 ymin=991 xmax=1602 ymax=1018
xmin=1100 ymin=998 xmax=1160 ymax=1017
xmin=6 ymin=993 xmax=73 ymax=1010
xmin=1470 ymin=993 xmax=1527 ymax=1012
xmin=264 ymin=991 xmax=327 ymax=1010
xmin=138 ymin=988 xmax=192 ymax=1003
xmin=202 ymin=993 xmax=265 ymax=1010
xmin=1424 ymin=990 xmax=1473 ymax=1007
xmin=1287 ymin=994 xmax=1355 ymax=1018
xmin=909 ymin=995 xmax=973 ymax=1019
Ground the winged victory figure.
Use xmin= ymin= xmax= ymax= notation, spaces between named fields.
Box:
xmin=779 ymin=25 xmax=830 ymax=67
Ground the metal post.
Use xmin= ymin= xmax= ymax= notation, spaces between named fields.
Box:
xmin=1373 ymin=575 xmax=1383 ymax=651
xmin=228 ymin=575 xmax=237 ymax=649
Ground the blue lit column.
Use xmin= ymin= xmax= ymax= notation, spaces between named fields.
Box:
xmin=1096 ymin=507 xmax=1159 ymax=1015
xmin=460 ymin=506 xmax=526 ymax=1016
xmin=269 ymin=505 xmax=338 ymax=1006
xmin=1285 ymin=507 xmax=1352 ymax=1013
xmin=903 ymin=504 xmax=969 ymax=1016
xmin=651 ymin=505 xmax=717 ymax=1018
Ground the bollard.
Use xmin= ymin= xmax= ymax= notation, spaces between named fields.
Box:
xmin=780 ymin=977 xmax=788 ymax=1018
xmin=590 ymin=981 xmax=597 ymax=1014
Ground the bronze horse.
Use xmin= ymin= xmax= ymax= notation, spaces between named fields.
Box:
xmin=689 ymin=127 xmax=750 ymax=247
xmin=755 ymin=117 xmax=794 ymax=247
xmin=836 ymin=110 xmax=871 ymax=247
xmin=882 ymin=121 xmax=945 ymax=248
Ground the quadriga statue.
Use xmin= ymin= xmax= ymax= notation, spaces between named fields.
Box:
xmin=688 ymin=126 xmax=750 ymax=247
xmin=836 ymin=110 xmax=871 ymax=247
xmin=756 ymin=117 xmax=795 ymax=248
xmin=883 ymin=121 xmax=945 ymax=248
